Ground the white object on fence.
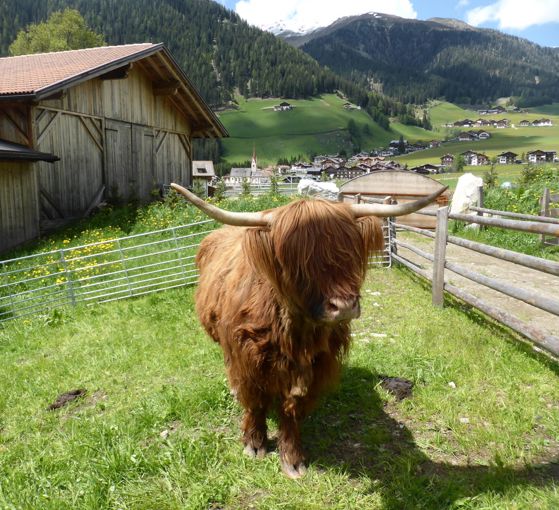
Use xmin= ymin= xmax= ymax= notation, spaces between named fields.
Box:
xmin=450 ymin=173 xmax=483 ymax=216
xmin=297 ymin=179 xmax=339 ymax=198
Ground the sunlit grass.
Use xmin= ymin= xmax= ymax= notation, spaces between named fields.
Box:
xmin=1 ymin=266 xmax=558 ymax=509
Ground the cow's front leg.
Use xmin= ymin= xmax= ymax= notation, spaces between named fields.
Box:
xmin=278 ymin=398 xmax=307 ymax=478
xmin=241 ymin=406 xmax=268 ymax=459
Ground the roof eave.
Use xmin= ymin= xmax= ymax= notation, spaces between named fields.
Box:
xmin=34 ymin=44 xmax=166 ymax=101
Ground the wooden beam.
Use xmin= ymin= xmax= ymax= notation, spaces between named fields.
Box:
xmin=99 ymin=63 xmax=131 ymax=80
xmin=37 ymin=111 xmax=61 ymax=145
xmin=3 ymin=107 xmax=30 ymax=144
xmin=153 ymin=80 xmax=180 ymax=96
xmin=78 ymin=116 xmax=103 ymax=152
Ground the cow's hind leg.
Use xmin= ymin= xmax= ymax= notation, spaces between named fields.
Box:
xmin=277 ymin=398 xmax=307 ymax=478
xmin=241 ymin=406 xmax=268 ymax=459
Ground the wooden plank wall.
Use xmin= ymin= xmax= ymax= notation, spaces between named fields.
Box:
xmin=35 ymin=110 xmax=104 ymax=217
xmin=37 ymin=66 xmax=193 ymax=208
xmin=0 ymin=162 xmax=40 ymax=252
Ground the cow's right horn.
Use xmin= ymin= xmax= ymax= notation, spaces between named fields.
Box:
xmin=351 ymin=186 xmax=448 ymax=218
xmin=170 ymin=183 xmax=271 ymax=227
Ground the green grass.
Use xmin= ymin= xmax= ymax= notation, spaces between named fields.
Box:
xmin=1 ymin=266 xmax=559 ymax=509
xmin=218 ymin=94 xmax=393 ymax=165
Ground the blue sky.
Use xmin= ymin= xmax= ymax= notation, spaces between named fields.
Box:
xmin=215 ymin=0 xmax=559 ymax=47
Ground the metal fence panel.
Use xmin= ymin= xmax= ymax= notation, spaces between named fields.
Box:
xmin=1 ymin=211 xmax=392 ymax=324
xmin=0 ymin=220 xmax=214 ymax=323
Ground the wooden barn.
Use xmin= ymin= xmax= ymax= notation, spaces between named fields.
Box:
xmin=0 ymin=43 xmax=227 ymax=253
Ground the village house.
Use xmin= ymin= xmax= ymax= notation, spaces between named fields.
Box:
xmin=440 ymin=154 xmax=454 ymax=167
xmin=474 ymin=119 xmax=492 ymax=127
xmin=273 ymin=101 xmax=293 ymax=112
xmin=519 ymin=120 xmax=531 ymax=127
xmin=461 ymin=150 xmax=490 ymax=166
xmin=453 ymin=119 xmax=474 ymax=128
xmin=0 ymin=43 xmax=226 ymax=253
xmin=473 ymin=130 xmax=491 ymax=140
xmin=527 ymin=150 xmax=557 ymax=164
xmin=478 ymin=106 xmax=505 ymax=115
xmin=495 ymin=119 xmax=510 ymax=129
xmin=458 ymin=132 xmax=476 ymax=141
xmin=411 ymin=163 xmax=440 ymax=175
xmin=192 ymin=160 xmax=216 ymax=197
xmin=532 ymin=118 xmax=553 ymax=127
xmin=497 ymin=151 xmax=518 ymax=164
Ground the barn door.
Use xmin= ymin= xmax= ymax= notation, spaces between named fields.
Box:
xmin=36 ymin=109 xmax=104 ymax=219
xmin=105 ymin=120 xmax=154 ymax=203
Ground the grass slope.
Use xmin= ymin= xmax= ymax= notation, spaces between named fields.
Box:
xmin=218 ymin=94 xmax=393 ymax=165
xmin=1 ymin=269 xmax=558 ymax=508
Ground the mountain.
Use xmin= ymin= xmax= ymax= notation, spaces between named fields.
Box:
xmin=282 ymin=13 xmax=559 ymax=106
xmin=0 ymin=0 xmax=365 ymax=107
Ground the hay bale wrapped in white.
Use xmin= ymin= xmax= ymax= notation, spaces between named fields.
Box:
xmin=297 ymin=179 xmax=339 ymax=200
xmin=450 ymin=173 xmax=483 ymax=215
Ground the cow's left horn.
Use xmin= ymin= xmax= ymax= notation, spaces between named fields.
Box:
xmin=351 ymin=186 xmax=448 ymax=218
xmin=170 ymin=183 xmax=271 ymax=227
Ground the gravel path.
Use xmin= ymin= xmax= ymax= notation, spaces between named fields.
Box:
xmin=398 ymin=232 xmax=559 ymax=339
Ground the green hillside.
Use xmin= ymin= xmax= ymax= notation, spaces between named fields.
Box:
xmin=396 ymin=101 xmax=559 ymax=170
xmin=218 ymin=94 xmax=394 ymax=165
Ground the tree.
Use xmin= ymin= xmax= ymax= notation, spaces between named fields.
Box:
xmin=397 ymin=135 xmax=406 ymax=155
xmin=9 ymin=9 xmax=105 ymax=56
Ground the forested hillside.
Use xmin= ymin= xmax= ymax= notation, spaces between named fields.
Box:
xmin=0 ymin=0 xmax=360 ymax=106
xmin=284 ymin=13 xmax=559 ymax=106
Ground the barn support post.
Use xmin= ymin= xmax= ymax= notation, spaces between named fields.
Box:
xmin=432 ymin=206 xmax=449 ymax=307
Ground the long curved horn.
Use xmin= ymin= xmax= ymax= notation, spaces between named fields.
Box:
xmin=351 ymin=186 xmax=448 ymax=218
xmin=170 ymin=183 xmax=271 ymax=227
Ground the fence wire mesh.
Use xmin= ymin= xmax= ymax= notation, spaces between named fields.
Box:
xmin=1 ymin=214 xmax=392 ymax=325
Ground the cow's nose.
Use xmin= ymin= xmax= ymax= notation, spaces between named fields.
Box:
xmin=326 ymin=296 xmax=360 ymax=321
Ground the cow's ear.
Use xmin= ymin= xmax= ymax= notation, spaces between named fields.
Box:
xmin=356 ymin=216 xmax=384 ymax=256
xmin=242 ymin=228 xmax=279 ymax=282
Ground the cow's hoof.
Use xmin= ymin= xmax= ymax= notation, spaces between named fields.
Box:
xmin=243 ymin=444 xmax=267 ymax=459
xmin=280 ymin=459 xmax=307 ymax=479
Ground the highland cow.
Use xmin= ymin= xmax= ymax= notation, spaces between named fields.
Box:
xmin=171 ymin=183 xmax=445 ymax=478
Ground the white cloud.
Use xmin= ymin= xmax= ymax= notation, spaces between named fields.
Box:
xmin=467 ymin=0 xmax=559 ymax=30
xmin=456 ymin=0 xmax=470 ymax=8
xmin=234 ymin=0 xmax=417 ymax=32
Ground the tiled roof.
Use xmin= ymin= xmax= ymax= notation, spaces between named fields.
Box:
xmin=0 ymin=44 xmax=158 ymax=96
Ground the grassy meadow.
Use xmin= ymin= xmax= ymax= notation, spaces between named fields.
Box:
xmin=1 ymin=265 xmax=559 ymax=509
xmin=218 ymin=94 xmax=395 ymax=165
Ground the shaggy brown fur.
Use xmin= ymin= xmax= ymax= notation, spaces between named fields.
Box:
xmin=195 ymin=198 xmax=383 ymax=477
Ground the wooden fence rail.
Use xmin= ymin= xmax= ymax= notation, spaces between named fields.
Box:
xmin=389 ymin=200 xmax=559 ymax=357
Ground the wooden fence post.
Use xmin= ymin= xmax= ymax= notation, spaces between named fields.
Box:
xmin=478 ymin=185 xmax=484 ymax=230
xmin=541 ymin=187 xmax=550 ymax=245
xmin=432 ymin=206 xmax=449 ymax=307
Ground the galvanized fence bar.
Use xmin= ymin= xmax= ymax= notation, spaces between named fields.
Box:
xmin=0 ymin=221 xmax=214 ymax=324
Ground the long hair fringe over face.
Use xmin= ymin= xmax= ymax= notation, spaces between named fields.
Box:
xmin=242 ymin=199 xmax=384 ymax=321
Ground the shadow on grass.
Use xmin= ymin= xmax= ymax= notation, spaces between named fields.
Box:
xmin=303 ymin=366 xmax=559 ymax=509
